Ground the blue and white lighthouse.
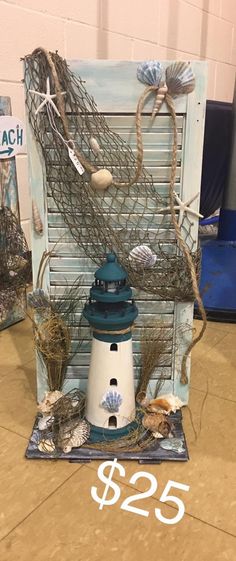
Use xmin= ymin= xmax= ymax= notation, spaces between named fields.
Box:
xmin=83 ymin=253 xmax=138 ymax=437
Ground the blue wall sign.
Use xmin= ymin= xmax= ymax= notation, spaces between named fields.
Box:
xmin=0 ymin=116 xmax=25 ymax=159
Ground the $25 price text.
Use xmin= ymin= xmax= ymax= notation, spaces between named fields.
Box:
xmin=91 ymin=458 xmax=190 ymax=525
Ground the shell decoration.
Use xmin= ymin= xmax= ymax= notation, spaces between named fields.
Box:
xmin=101 ymin=390 xmax=123 ymax=413
xmin=32 ymin=200 xmax=43 ymax=235
xmin=38 ymin=438 xmax=55 ymax=453
xmin=147 ymin=394 xmax=183 ymax=415
xmin=27 ymin=288 xmax=51 ymax=310
xmin=137 ymin=60 xmax=164 ymax=87
xmin=61 ymin=420 xmax=90 ymax=453
xmin=91 ymin=169 xmax=113 ymax=191
xmin=129 ymin=245 xmax=157 ymax=269
xmin=38 ymin=414 xmax=54 ymax=431
xmin=142 ymin=412 xmax=172 ymax=437
xmin=38 ymin=390 xmax=64 ymax=415
xmin=160 ymin=437 xmax=185 ymax=454
xmin=89 ymin=136 xmax=102 ymax=158
xmin=166 ymin=61 xmax=195 ymax=96
xmin=152 ymin=83 xmax=168 ymax=120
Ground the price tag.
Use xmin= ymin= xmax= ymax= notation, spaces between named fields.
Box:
xmin=68 ymin=146 xmax=85 ymax=175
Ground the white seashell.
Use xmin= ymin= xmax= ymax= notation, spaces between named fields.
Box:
xmin=91 ymin=169 xmax=113 ymax=191
xmin=89 ymin=136 xmax=101 ymax=157
xmin=129 ymin=245 xmax=157 ymax=269
xmin=148 ymin=394 xmax=183 ymax=415
xmin=166 ymin=62 xmax=195 ymax=96
xmin=152 ymin=84 xmax=168 ymax=120
xmin=101 ymin=391 xmax=123 ymax=413
xmin=38 ymin=391 xmax=63 ymax=415
xmin=153 ymin=431 xmax=164 ymax=439
xmin=38 ymin=414 xmax=54 ymax=431
xmin=137 ymin=61 xmax=164 ymax=87
xmin=32 ymin=200 xmax=43 ymax=235
xmin=159 ymin=437 xmax=185 ymax=454
xmin=62 ymin=420 xmax=90 ymax=453
xmin=38 ymin=439 xmax=55 ymax=453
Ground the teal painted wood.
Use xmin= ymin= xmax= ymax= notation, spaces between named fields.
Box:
xmin=0 ymin=96 xmax=26 ymax=330
xmin=25 ymin=60 xmax=207 ymax=403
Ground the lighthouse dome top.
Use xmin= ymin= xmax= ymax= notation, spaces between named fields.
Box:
xmin=95 ymin=253 xmax=127 ymax=282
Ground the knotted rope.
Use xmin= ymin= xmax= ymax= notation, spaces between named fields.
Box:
xmin=165 ymin=93 xmax=207 ymax=383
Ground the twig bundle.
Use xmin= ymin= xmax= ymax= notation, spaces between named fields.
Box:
xmin=136 ymin=325 xmax=172 ymax=398
xmin=28 ymin=250 xmax=85 ymax=392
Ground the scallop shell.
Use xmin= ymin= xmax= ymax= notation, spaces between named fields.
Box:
xmin=38 ymin=439 xmax=55 ymax=453
xmin=129 ymin=245 xmax=157 ymax=269
xmin=62 ymin=420 xmax=90 ymax=453
xmin=166 ymin=62 xmax=195 ymax=96
xmin=101 ymin=391 xmax=123 ymax=413
xmin=142 ymin=413 xmax=172 ymax=437
xmin=137 ymin=61 xmax=164 ymax=87
xmin=32 ymin=200 xmax=43 ymax=235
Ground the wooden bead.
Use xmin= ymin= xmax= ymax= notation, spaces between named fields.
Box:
xmin=91 ymin=169 xmax=113 ymax=190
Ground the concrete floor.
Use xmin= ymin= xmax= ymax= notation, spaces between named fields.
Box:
xmin=0 ymin=317 xmax=235 ymax=560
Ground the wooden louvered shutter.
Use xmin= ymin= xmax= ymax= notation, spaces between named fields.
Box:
xmin=25 ymin=60 xmax=207 ymax=403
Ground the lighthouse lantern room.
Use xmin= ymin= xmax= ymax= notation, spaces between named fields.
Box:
xmin=83 ymin=253 xmax=138 ymax=438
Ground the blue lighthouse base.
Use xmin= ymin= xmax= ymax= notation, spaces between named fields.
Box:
xmin=197 ymin=238 xmax=236 ymax=322
xmin=88 ymin=419 xmax=138 ymax=443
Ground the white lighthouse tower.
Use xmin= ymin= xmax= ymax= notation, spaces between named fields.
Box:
xmin=83 ymin=253 xmax=138 ymax=440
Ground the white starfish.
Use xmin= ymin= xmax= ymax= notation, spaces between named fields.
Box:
xmin=29 ymin=77 xmax=66 ymax=116
xmin=159 ymin=192 xmax=203 ymax=226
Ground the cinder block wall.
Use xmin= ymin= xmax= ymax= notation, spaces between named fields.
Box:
xmin=0 ymin=0 xmax=236 ymax=246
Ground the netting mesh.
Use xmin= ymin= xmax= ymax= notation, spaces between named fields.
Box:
xmin=24 ymin=50 xmax=199 ymax=301
xmin=0 ymin=206 xmax=31 ymax=322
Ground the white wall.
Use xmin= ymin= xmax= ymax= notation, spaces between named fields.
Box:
xmin=1 ymin=0 xmax=236 ymax=246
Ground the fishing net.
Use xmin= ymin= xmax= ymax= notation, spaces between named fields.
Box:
xmin=24 ymin=49 xmax=199 ymax=301
xmin=0 ymin=206 xmax=31 ymax=323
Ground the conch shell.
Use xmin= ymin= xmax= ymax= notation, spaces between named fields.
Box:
xmin=152 ymin=84 xmax=168 ymax=120
xmin=142 ymin=412 xmax=172 ymax=437
xmin=140 ymin=393 xmax=183 ymax=415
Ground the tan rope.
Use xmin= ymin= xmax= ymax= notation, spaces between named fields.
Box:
xmin=165 ymin=93 xmax=207 ymax=384
xmin=92 ymin=325 xmax=134 ymax=335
